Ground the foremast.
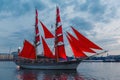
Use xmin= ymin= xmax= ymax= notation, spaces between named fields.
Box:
xmin=34 ymin=9 xmax=40 ymax=59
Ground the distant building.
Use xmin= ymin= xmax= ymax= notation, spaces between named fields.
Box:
xmin=0 ymin=53 xmax=13 ymax=60
xmin=87 ymin=55 xmax=120 ymax=62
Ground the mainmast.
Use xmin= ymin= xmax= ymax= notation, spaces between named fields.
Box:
xmin=55 ymin=7 xmax=67 ymax=62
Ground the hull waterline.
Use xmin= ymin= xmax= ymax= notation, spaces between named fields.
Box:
xmin=15 ymin=60 xmax=81 ymax=70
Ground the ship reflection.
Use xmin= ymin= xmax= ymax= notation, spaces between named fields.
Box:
xmin=16 ymin=69 xmax=85 ymax=80
xmin=16 ymin=70 xmax=38 ymax=80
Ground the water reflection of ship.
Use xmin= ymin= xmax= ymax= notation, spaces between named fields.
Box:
xmin=16 ymin=70 xmax=85 ymax=80
xmin=42 ymin=70 xmax=85 ymax=80
xmin=17 ymin=70 xmax=38 ymax=80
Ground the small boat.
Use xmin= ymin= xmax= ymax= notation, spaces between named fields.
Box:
xmin=14 ymin=7 xmax=104 ymax=70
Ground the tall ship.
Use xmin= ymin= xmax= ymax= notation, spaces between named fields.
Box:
xmin=14 ymin=7 xmax=104 ymax=69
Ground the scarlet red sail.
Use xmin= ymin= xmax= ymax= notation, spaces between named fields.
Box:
xmin=71 ymin=26 xmax=102 ymax=50
xmin=66 ymin=35 xmax=87 ymax=58
xmin=67 ymin=32 xmax=95 ymax=53
xmin=18 ymin=40 xmax=36 ymax=59
xmin=55 ymin=7 xmax=67 ymax=60
xmin=41 ymin=36 xmax=55 ymax=58
xmin=40 ymin=21 xmax=54 ymax=38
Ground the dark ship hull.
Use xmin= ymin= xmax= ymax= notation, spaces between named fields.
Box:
xmin=15 ymin=59 xmax=81 ymax=70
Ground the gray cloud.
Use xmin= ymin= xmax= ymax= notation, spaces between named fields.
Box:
xmin=0 ymin=0 xmax=119 ymax=55
xmin=70 ymin=17 xmax=93 ymax=31
xmin=0 ymin=0 xmax=46 ymax=19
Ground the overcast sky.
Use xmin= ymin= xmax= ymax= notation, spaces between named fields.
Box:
xmin=0 ymin=0 xmax=120 ymax=55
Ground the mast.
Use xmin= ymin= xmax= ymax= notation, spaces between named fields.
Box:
xmin=34 ymin=9 xmax=40 ymax=47
xmin=34 ymin=9 xmax=40 ymax=59
xmin=55 ymin=7 xmax=67 ymax=62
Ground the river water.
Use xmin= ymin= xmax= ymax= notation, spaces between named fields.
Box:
xmin=0 ymin=61 xmax=120 ymax=80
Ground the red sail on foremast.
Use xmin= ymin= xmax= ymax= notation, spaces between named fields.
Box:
xmin=66 ymin=35 xmax=87 ymax=58
xmin=35 ymin=9 xmax=40 ymax=46
xmin=40 ymin=21 xmax=54 ymax=38
xmin=18 ymin=40 xmax=36 ymax=59
xmin=71 ymin=27 xmax=102 ymax=50
xmin=55 ymin=7 xmax=67 ymax=60
xmin=67 ymin=32 xmax=95 ymax=53
xmin=41 ymin=36 xmax=55 ymax=58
